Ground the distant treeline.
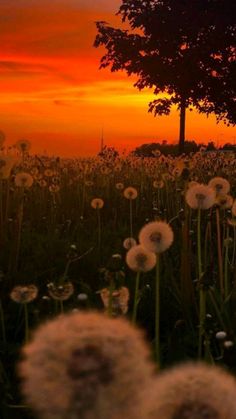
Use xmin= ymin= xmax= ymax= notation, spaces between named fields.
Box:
xmin=131 ymin=141 xmax=236 ymax=157
xmin=98 ymin=142 xmax=236 ymax=159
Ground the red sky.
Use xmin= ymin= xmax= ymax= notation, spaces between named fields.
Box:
xmin=0 ymin=0 xmax=235 ymax=156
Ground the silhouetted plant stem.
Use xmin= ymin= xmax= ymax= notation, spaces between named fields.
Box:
xmin=216 ymin=208 xmax=224 ymax=298
xmin=24 ymin=303 xmax=29 ymax=343
xmin=224 ymin=225 xmax=230 ymax=299
xmin=155 ymin=254 xmax=161 ymax=366
xmin=108 ymin=279 xmax=115 ymax=317
xmin=0 ymin=299 xmax=6 ymax=344
xmin=97 ymin=208 xmax=101 ymax=264
xmin=132 ymin=271 xmax=140 ymax=325
xmin=129 ymin=199 xmax=133 ymax=238
xmin=197 ymin=208 xmax=206 ymax=359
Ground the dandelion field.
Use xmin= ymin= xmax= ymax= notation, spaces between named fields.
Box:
xmin=1 ymin=142 xmax=236 ymax=417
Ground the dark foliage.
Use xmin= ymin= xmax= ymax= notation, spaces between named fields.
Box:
xmin=94 ymin=0 xmax=236 ymax=152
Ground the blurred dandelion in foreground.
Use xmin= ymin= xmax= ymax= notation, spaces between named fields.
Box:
xmin=185 ymin=183 xmax=215 ymax=210
xmin=19 ymin=311 xmax=153 ymax=419
xmin=148 ymin=362 xmax=236 ymax=419
xmin=15 ymin=172 xmax=34 ymax=188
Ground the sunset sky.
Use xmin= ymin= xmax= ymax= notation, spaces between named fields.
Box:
xmin=0 ymin=0 xmax=235 ymax=156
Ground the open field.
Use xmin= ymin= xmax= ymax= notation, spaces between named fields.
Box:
xmin=1 ymin=147 xmax=236 ymax=417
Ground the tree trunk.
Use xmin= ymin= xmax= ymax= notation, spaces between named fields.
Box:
xmin=178 ymin=96 xmax=186 ymax=154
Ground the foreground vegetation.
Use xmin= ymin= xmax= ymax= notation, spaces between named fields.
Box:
xmin=1 ymin=140 xmax=236 ymax=417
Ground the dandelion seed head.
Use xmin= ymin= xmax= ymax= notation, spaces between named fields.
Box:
xmin=153 ymin=180 xmax=164 ymax=189
xmin=215 ymin=194 xmax=233 ymax=209
xmin=19 ymin=311 xmax=153 ymax=419
xmin=126 ymin=244 xmax=156 ymax=272
xmin=47 ymin=282 xmax=74 ymax=301
xmin=15 ymin=139 xmax=31 ymax=153
xmin=15 ymin=172 xmax=34 ymax=188
xmin=115 ymin=182 xmax=124 ymax=190
xmin=215 ymin=331 xmax=227 ymax=340
xmin=91 ymin=198 xmax=104 ymax=209
xmin=139 ymin=221 xmax=174 ymax=254
xmin=224 ymin=340 xmax=234 ymax=348
xmin=123 ymin=237 xmax=137 ymax=250
xmin=147 ymin=362 xmax=236 ymax=419
xmin=208 ymin=177 xmax=230 ymax=195
xmin=123 ymin=187 xmax=138 ymax=200
xmin=10 ymin=285 xmax=38 ymax=304
xmin=185 ymin=184 xmax=215 ymax=210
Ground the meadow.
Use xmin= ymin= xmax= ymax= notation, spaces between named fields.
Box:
xmin=1 ymin=140 xmax=236 ymax=417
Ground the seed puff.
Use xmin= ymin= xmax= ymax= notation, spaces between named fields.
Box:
xmin=147 ymin=362 xmax=236 ymax=419
xmin=19 ymin=311 xmax=154 ymax=419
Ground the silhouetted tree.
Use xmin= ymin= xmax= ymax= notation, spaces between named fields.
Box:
xmin=94 ymin=0 xmax=236 ymax=153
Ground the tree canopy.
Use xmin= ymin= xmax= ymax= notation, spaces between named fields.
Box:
xmin=94 ymin=0 xmax=236 ymax=152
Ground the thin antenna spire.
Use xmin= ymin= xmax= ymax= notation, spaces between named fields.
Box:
xmin=100 ymin=127 xmax=104 ymax=152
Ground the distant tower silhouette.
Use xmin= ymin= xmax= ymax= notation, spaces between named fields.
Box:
xmin=100 ymin=127 xmax=105 ymax=152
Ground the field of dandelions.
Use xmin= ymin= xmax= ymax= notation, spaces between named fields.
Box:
xmin=1 ymin=138 xmax=236 ymax=417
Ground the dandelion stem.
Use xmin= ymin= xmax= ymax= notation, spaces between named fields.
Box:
xmin=0 ymin=180 xmax=4 ymax=246
xmin=208 ymin=288 xmax=226 ymax=330
xmin=231 ymin=226 xmax=236 ymax=266
xmin=97 ymin=208 xmax=101 ymax=264
xmin=132 ymin=271 xmax=140 ymax=324
xmin=0 ymin=299 xmax=6 ymax=344
xmin=14 ymin=191 xmax=24 ymax=274
xmin=129 ymin=199 xmax=133 ymax=238
xmin=224 ymin=225 xmax=230 ymax=299
xmin=24 ymin=303 xmax=29 ymax=343
xmin=155 ymin=254 xmax=161 ymax=366
xmin=216 ymin=208 xmax=224 ymax=298
xmin=108 ymin=279 xmax=115 ymax=317
xmin=197 ymin=208 xmax=206 ymax=359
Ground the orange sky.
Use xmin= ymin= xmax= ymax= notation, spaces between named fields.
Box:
xmin=0 ymin=0 xmax=235 ymax=156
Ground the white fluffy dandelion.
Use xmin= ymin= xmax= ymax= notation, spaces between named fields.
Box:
xmin=19 ymin=311 xmax=154 ymax=419
xmin=208 ymin=176 xmax=230 ymax=195
xmin=185 ymin=183 xmax=215 ymax=210
xmin=139 ymin=221 xmax=174 ymax=254
xmin=126 ymin=244 xmax=156 ymax=272
xmin=123 ymin=187 xmax=138 ymax=200
xmin=91 ymin=198 xmax=104 ymax=209
xmin=147 ymin=362 xmax=236 ymax=419
xmin=123 ymin=237 xmax=137 ymax=250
